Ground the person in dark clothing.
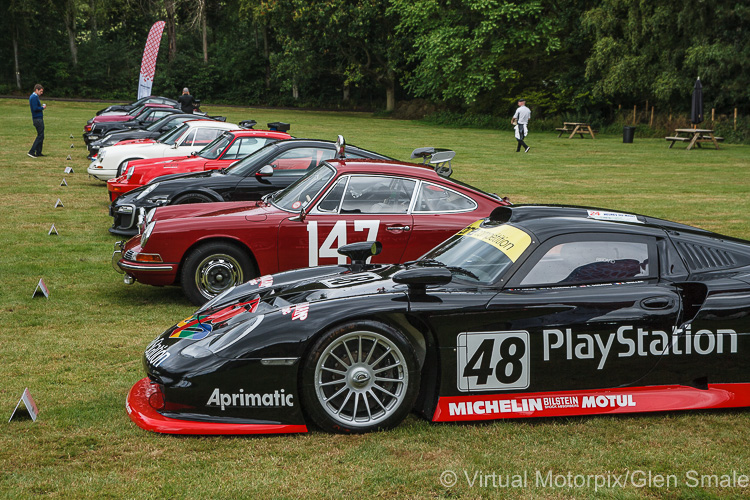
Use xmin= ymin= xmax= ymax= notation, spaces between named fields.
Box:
xmin=178 ymin=87 xmax=196 ymax=114
xmin=28 ymin=84 xmax=46 ymax=157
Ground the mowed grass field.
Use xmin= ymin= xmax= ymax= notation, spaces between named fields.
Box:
xmin=1 ymin=97 xmax=750 ymax=498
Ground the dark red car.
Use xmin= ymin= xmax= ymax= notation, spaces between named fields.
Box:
xmin=113 ymin=152 xmax=510 ymax=305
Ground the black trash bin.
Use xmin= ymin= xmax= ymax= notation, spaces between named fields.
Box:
xmin=623 ymin=126 xmax=635 ymax=143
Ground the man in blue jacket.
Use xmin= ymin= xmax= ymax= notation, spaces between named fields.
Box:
xmin=28 ymin=84 xmax=46 ymax=157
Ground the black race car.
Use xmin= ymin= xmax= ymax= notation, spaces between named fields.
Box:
xmin=96 ymin=96 xmax=179 ymax=115
xmin=87 ymin=114 xmax=217 ymax=158
xmin=127 ymin=205 xmax=750 ymax=435
xmin=109 ymin=138 xmax=391 ymax=236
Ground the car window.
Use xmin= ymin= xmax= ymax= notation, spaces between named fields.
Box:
xmin=192 ymin=128 xmax=223 ymax=147
xmin=160 ymin=123 xmax=189 ymax=144
xmin=178 ymin=129 xmax=197 ymax=147
xmin=340 ymin=176 xmax=416 ymax=214
xmin=223 ymin=138 xmax=272 ymax=160
xmin=520 ymin=240 xmax=650 ymax=286
xmin=316 ymin=177 xmax=348 ymax=212
xmin=414 ymin=182 xmax=477 ymax=213
xmin=270 ymin=147 xmax=335 ymax=171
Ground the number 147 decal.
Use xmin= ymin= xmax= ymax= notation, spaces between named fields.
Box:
xmin=457 ymin=331 xmax=530 ymax=392
xmin=307 ymin=220 xmax=380 ymax=266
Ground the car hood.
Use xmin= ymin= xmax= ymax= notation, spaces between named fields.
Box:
xmin=152 ymin=200 xmax=270 ymax=221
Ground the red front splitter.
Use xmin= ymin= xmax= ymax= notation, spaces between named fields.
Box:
xmin=126 ymin=377 xmax=308 ymax=435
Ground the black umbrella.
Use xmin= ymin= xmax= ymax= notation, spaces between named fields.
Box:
xmin=691 ymin=77 xmax=703 ymax=125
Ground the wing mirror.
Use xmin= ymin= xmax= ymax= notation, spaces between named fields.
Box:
xmin=338 ymin=241 xmax=382 ymax=272
xmin=392 ymin=267 xmax=452 ymax=294
xmin=256 ymin=165 xmax=274 ymax=178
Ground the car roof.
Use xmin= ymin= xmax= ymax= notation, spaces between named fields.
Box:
xmin=228 ymin=130 xmax=293 ymax=139
xmin=143 ymin=103 xmax=174 ymax=108
xmin=488 ymin=204 xmax=721 ymax=240
xmin=325 ymin=158 xmax=477 ymax=187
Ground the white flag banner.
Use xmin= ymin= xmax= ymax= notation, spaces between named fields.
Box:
xmin=137 ymin=21 xmax=166 ymax=99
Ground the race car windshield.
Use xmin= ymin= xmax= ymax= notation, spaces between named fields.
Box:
xmin=159 ymin=123 xmax=189 ymax=145
xmin=145 ymin=115 xmax=174 ymax=132
xmin=272 ymin=164 xmax=336 ymax=211
xmin=420 ymin=222 xmax=532 ymax=284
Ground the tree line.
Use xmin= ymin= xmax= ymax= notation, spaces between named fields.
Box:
xmin=2 ymin=0 xmax=748 ymax=122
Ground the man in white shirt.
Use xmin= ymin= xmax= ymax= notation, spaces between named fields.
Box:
xmin=511 ymin=98 xmax=531 ymax=153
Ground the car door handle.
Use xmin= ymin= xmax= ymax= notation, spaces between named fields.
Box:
xmin=640 ymin=296 xmax=675 ymax=310
xmin=386 ymin=225 xmax=410 ymax=232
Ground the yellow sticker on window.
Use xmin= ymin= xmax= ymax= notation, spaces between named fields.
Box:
xmin=458 ymin=221 xmax=531 ymax=262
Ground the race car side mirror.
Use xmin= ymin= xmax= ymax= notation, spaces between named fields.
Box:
xmin=338 ymin=241 xmax=382 ymax=272
xmin=392 ymin=267 xmax=452 ymax=294
xmin=256 ymin=165 xmax=274 ymax=177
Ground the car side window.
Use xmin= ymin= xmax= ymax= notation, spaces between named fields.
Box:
xmin=271 ymin=147 xmax=336 ymax=171
xmin=414 ymin=182 xmax=476 ymax=212
xmin=316 ymin=177 xmax=348 ymax=212
xmin=193 ymin=128 xmax=222 ymax=147
xmin=520 ymin=240 xmax=650 ymax=286
xmin=340 ymin=176 xmax=416 ymax=214
xmin=178 ymin=129 xmax=197 ymax=146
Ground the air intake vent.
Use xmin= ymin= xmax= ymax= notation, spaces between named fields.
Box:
xmin=674 ymin=241 xmax=737 ymax=271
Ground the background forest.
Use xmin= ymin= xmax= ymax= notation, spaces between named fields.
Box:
xmin=2 ymin=0 xmax=748 ymax=137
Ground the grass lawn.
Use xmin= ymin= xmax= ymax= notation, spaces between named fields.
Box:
xmin=1 ymin=97 xmax=749 ymax=498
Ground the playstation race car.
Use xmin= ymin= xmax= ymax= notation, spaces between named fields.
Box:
xmin=107 ymin=136 xmax=392 ymax=236
xmin=106 ymin=125 xmax=297 ymax=201
xmin=126 ymin=204 xmax=750 ymax=435
xmin=112 ymin=145 xmax=510 ymax=305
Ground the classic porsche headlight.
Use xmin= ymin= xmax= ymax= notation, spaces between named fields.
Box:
xmin=126 ymin=165 xmax=135 ymax=180
xmin=98 ymin=150 xmax=106 ymax=161
xmin=136 ymin=183 xmax=160 ymax=200
xmin=141 ymin=221 xmax=156 ymax=247
xmin=144 ymin=207 xmax=157 ymax=225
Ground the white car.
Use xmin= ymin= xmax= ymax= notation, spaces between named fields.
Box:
xmin=87 ymin=120 xmax=239 ymax=181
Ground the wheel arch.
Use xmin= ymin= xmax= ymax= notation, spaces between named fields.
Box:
xmin=169 ymin=187 xmax=224 ymax=204
xmin=176 ymin=236 xmax=259 ymax=285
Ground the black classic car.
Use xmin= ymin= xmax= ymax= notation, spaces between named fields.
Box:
xmin=127 ymin=205 xmax=750 ymax=434
xmin=96 ymin=95 xmax=178 ymax=115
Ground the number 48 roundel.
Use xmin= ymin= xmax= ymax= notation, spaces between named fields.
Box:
xmin=457 ymin=331 xmax=530 ymax=392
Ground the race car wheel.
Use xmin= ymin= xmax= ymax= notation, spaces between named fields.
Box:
xmin=173 ymin=193 xmax=214 ymax=205
xmin=302 ymin=321 xmax=420 ymax=434
xmin=180 ymin=242 xmax=256 ymax=306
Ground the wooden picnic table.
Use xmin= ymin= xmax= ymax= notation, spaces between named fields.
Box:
xmin=665 ymin=128 xmax=723 ymax=150
xmin=555 ymin=122 xmax=596 ymax=139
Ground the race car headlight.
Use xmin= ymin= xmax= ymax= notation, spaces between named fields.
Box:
xmin=135 ymin=182 xmax=159 ymax=200
xmin=126 ymin=166 xmax=135 ymax=180
xmin=144 ymin=208 xmax=157 ymax=225
xmin=98 ymin=150 xmax=106 ymax=161
xmin=141 ymin=221 xmax=156 ymax=247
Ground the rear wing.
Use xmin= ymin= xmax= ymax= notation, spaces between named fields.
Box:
xmin=410 ymin=147 xmax=455 ymax=177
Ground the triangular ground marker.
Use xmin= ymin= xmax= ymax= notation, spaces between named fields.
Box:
xmin=70 ymin=134 xmax=74 ymax=139
xmin=48 ymin=224 xmax=58 ymax=236
xmin=9 ymin=388 xmax=39 ymax=422
xmin=60 ymin=178 xmax=68 ymax=187
xmin=66 ymin=155 xmax=72 ymax=161
xmin=64 ymin=166 xmax=74 ymax=173
xmin=54 ymin=198 xmax=64 ymax=208
xmin=70 ymin=143 xmax=75 ymax=148
xmin=32 ymin=278 xmax=49 ymax=299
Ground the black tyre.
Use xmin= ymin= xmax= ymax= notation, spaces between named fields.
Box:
xmin=180 ymin=242 xmax=256 ymax=306
xmin=173 ymin=192 xmax=215 ymax=205
xmin=301 ymin=321 xmax=420 ymax=434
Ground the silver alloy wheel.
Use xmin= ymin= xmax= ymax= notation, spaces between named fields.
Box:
xmin=193 ymin=253 xmax=244 ymax=299
xmin=314 ymin=330 xmax=408 ymax=428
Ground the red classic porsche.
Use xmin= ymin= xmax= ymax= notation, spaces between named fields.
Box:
xmin=113 ymin=148 xmax=510 ymax=305
xmin=106 ymin=128 xmax=293 ymax=201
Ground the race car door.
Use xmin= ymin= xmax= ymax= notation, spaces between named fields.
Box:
xmin=451 ymin=233 xmax=682 ymax=397
xmin=277 ymin=174 xmax=416 ymax=271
